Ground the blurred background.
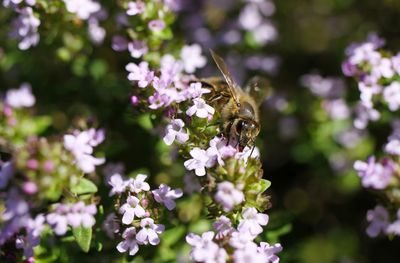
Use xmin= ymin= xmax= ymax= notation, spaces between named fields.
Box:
xmin=2 ymin=0 xmax=400 ymax=262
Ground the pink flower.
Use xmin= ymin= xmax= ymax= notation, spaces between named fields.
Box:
xmin=128 ymin=40 xmax=148 ymax=58
xmin=184 ymin=147 xmax=212 ymax=176
xmin=238 ymin=207 xmax=269 ymax=236
xmin=119 ymin=196 xmax=146 ymax=225
xmin=214 ymin=182 xmax=244 ymax=212
xmin=5 ymin=83 xmax=35 ymax=108
xmin=366 ymin=205 xmax=389 ymax=237
xmin=126 ymin=61 xmax=154 ymax=88
xmin=136 ymin=218 xmax=165 ymax=245
xmin=163 ymin=119 xmax=189 ymax=145
xmin=117 ymin=227 xmax=139 ymax=256
xmin=126 ymin=1 xmax=145 ymax=16
xmin=186 ymin=98 xmax=215 ymax=118
xmin=152 ymin=184 xmax=183 ymax=210
xmin=180 ymin=44 xmax=207 ymax=73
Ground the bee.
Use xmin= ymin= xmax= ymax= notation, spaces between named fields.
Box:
xmin=199 ymin=50 xmax=270 ymax=151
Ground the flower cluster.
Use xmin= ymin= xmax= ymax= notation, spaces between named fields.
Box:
xmin=186 ymin=208 xmax=282 ymax=263
xmin=0 ymin=85 xmax=103 ymax=258
xmin=106 ymin=173 xmax=182 ymax=256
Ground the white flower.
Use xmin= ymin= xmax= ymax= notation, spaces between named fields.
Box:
xmin=135 ymin=218 xmax=165 ymax=245
xmin=180 ymin=44 xmax=207 ymax=73
xmin=152 ymin=184 xmax=183 ymax=210
xmin=214 ymin=181 xmax=244 ymax=212
xmin=186 ymin=98 xmax=215 ymax=118
xmin=62 ymin=0 xmax=101 ymax=20
xmin=128 ymin=174 xmax=150 ymax=193
xmin=383 ymin=82 xmax=400 ymax=111
xmin=238 ymin=207 xmax=269 ymax=236
xmin=119 ymin=196 xmax=146 ymax=225
xmin=116 ymin=227 xmax=139 ymax=256
xmin=108 ymin=174 xmax=128 ymax=196
xmin=184 ymin=147 xmax=212 ymax=176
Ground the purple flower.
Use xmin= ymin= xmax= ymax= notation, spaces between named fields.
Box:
xmin=366 ymin=205 xmax=389 ymax=237
xmin=233 ymin=242 xmax=269 ymax=263
xmin=183 ymin=82 xmax=211 ymax=100
xmin=184 ymin=147 xmax=212 ymax=176
xmin=119 ymin=196 xmax=146 ymax=224
xmin=353 ymin=103 xmax=380 ymax=130
xmin=386 ymin=209 xmax=400 ymax=236
xmin=148 ymin=19 xmax=165 ymax=32
xmin=258 ymin=242 xmax=283 ymax=263
xmin=186 ymin=98 xmax=215 ymax=118
xmin=214 ymin=182 xmax=244 ymax=212
xmin=116 ymin=227 xmax=139 ymax=256
xmin=392 ymin=53 xmax=400 ymax=74
xmin=136 ymin=218 xmax=165 ymax=245
xmin=383 ymin=82 xmax=400 ymax=111
xmin=0 ymin=161 xmax=14 ymax=189
xmin=126 ymin=1 xmax=145 ymax=16
xmin=66 ymin=202 xmax=97 ymax=228
xmin=322 ymin=99 xmax=350 ymax=120
xmin=229 ymin=229 xmax=256 ymax=249
xmin=5 ymin=83 xmax=35 ymax=108
xmin=126 ymin=61 xmax=154 ymax=88
xmin=163 ymin=119 xmax=189 ymax=145
xmin=46 ymin=204 xmax=69 ymax=235
xmin=180 ymin=44 xmax=207 ymax=73
xmin=354 ymin=156 xmax=394 ymax=190
xmin=112 ymin=35 xmax=129 ymax=51
xmin=213 ymin=216 xmax=233 ymax=239
xmin=186 ymin=231 xmax=227 ymax=263
xmin=10 ymin=7 xmax=40 ymax=50
xmin=108 ymin=173 xmax=128 ymax=196
xmin=251 ymin=22 xmax=278 ymax=45
xmin=374 ymin=57 xmax=394 ymax=79
xmin=128 ymin=40 xmax=148 ymax=58
xmin=239 ymin=3 xmax=262 ymax=30
xmin=152 ymin=184 xmax=183 ymax=210
xmin=62 ymin=0 xmax=101 ymax=20
xmin=128 ymin=174 xmax=150 ymax=193
xmin=238 ymin=207 xmax=269 ymax=236
xmin=300 ymin=74 xmax=345 ymax=99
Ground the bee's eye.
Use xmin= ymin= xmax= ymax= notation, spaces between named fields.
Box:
xmin=236 ymin=120 xmax=244 ymax=133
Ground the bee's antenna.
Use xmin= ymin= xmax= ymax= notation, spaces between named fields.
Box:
xmin=209 ymin=49 xmax=241 ymax=108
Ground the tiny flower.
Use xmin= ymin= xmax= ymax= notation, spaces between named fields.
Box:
xmin=10 ymin=7 xmax=40 ymax=50
xmin=213 ymin=216 xmax=233 ymax=239
xmin=186 ymin=98 xmax=215 ymax=118
xmin=108 ymin=174 xmax=128 ymax=196
xmin=116 ymin=227 xmax=139 ymax=256
xmin=62 ymin=0 xmax=101 ymax=20
xmin=180 ymin=44 xmax=207 ymax=73
xmin=385 ymin=138 xmax=400 ymax=155
xmin=148 ymin=19 xmax=165 ymax=32
xmin=136 ymin=218 xmax=165 ymax=245
xmin=183 ymin=82 xmax=211 ymax=99
xmin=214 ymin=182 xmax=245 ymax=212
xmin=128 ymin=174 xmax=150 ymax=193
xmin=131 ymin=95 xmax=139 ymax=105
xmin=0 ymin=161 xmax=14 ymax=189
xmin=163 ymin=119 xmax=189 ymax=145
xmin=103 ymin=213 xmax=120 ymax=239
xmin=238 ymin=207 xmax=269 ymax=236
xmin=233 ymin=242 xmax=268 ymax=263
xmin=126 ymin=1 xmax=145 ymax=16
xmin=128 ymin=40 xmax=148 ymax=58
xmin=366 ymin=205 xmax=389 ymax=237
xmin=183 ymin=173 xmax=202 ymax=194
xmin=126 ymin=61 xmax=154 ymax=88
xmin=119 ymin=196 xmax=146 ymax=225
xmin=22 ymin=181 xmax=38 ymax=195
xmin=354 ymin=156 xmax=394 ymax=190
xmin=186 ymin=231 xmax=227 ymax=263
xmin=112 ymin=35 xmax=129 ymax=51
xmin=258 ymin=242 xmax=283 ymax=263
xmin=152 ymin=184 xmax=183 ymax=210
xmin=207 ymin=136 xmax=237 ymax=166
xmin=5 ymin=83 xmax=35 ymax=108
xmin=184 ymin=147 xmax=212 ymax=176
xmin=67 ymin=202 xmax=97 ymax=229
xmin=383 ymin=82 xmax=400 ymax=111
xmin=386 ymin=209 xmax=400 ymax=236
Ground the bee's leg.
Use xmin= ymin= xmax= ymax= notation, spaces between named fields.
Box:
xmin=225 ymin=120 xmax=235 ymax=146
xmin=249 ymin=144 xmax=256 ymax=157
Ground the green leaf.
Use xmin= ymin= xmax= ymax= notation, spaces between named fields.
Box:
xmin=19 ymin=116 xmax=52 ymax=136
xmin=70 ymin=178 xmax=98 ymax=195
xmin=162 ymin=226 xmax=185 ymax=246
xmin=247 ymin=179 xmax=271 ymax=194
xmin=72 ymin=226 xmax=92 ymax=252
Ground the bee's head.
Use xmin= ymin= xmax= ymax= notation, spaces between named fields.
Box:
xmin=235 ymin=119 xmax=260 ymax=151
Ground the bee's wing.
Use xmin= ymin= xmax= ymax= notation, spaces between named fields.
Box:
xmin=210 ymin=49 xmax=241 ymax=106
xmin=244 ymin=76 xmax=272 ymax=106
